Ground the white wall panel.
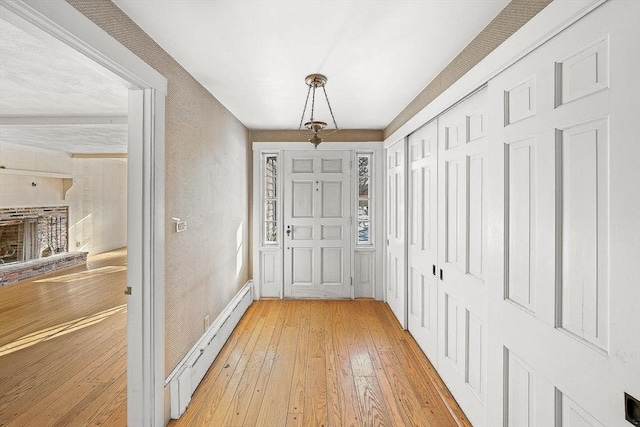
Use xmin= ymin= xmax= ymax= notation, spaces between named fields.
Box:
xmin=260 ymin=250 xmax=280 ymax=297
xmin=354 ymin=251 xmax=374 ymax=298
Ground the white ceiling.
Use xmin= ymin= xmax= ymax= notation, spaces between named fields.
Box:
xmin=112 ymin=0 xmax=510 ymax=130
xmin=0 ymin=0 xmax=509 ymax=156
xmin=0 ymin=18 xmax=129 ymax=154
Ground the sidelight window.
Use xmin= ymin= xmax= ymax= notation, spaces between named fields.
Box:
xmin=263 ymin=153 xmax=278 ymax=245
xmin=356 ymin=153 xmax=372 ymax=245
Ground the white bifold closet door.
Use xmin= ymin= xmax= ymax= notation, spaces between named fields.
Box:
xmin=437 ymin=87 xmax=489 ymax=426
xmin=486 ymin=1 xmax=640 ymax=426
xmin=407 ymin=120 xmax=439 ymax=363
xmin=386 ymin=139 xmax=407 ymax=327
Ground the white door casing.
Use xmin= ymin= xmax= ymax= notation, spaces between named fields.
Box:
xmin=283 ymin=150 xmax=352 ymax=298
xmin=487 ymin=1 xmax=640 ymax=426
xmin=407 ymin=120 xmax=439 ymax=362
xmin=0 ymin=2 xmax=168 ymax=425
xmin=436 ymin=87 xmax=489 ymax=425
xmin=385 ymin=138 xmax=407 ymax=328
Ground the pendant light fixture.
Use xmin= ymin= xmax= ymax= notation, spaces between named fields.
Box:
xmin=298 ymin=74 xmax=339 ymax=148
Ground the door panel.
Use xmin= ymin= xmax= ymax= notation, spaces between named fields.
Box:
xmin=437 ymin=87 xmax=488 ymax=425
xmin=407 ymin=120 xmax=438 ymax=361
xmin=385 ymin=139 xmax=406 ymax=327
xmin=487 ymin=2 xmax=640 ymax=425
xmin=284 ymin=150 xmax=351 ymax=298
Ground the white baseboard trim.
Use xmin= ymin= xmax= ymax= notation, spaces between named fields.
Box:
xmin=165 ymin=280 xmax=254 ymax=419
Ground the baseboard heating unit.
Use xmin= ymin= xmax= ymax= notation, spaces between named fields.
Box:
xmin=166 ymin=281 xmax=253 ymax=419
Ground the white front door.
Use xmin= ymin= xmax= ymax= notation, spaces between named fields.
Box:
xmin=385 ymin=139 xmax=406 ymax=327
xmin=487 ymin=2 xmax=640 ymax=425
xmin=436 ymin=87 xmax=489 ymax=425
xmin=407 ymin=120 xmax=439 ymax=362
xmin=283 ymin=150 xmax=352 ymax=298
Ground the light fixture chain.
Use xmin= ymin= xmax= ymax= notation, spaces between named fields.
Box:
xmin=298 ymin=85 xmax=312 ymax=131
xmin=322 ymin=86 xmax=339 ymax=130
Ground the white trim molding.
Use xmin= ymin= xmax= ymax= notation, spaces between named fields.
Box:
xmin=0 ymin=1 xmax=168 ymax=425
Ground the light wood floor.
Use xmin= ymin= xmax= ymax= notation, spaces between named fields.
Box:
xmin=1 ymin=255 xmax=470 ymax=427
xmin=170 ymin=299 xmax=471 ymax=427
xmin=0 ymin=248 xmax=127 ymax=427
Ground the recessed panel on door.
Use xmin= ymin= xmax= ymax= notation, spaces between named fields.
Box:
xmin=292 ymin=181 xmax=313 ymax=218
xmin=506 ymin=137 xmax=537 ymax=312
xmin=558 ymin=118 xmax=609 ymax=351
xmin=292 ymin=247 xmax=313 ymax=284
xmin=321 ymin=247 xmax=342 ymax=285
xmin=321 ymin=181 xmax=342 ymax=218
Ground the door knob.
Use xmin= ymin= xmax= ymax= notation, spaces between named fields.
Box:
xmin=286 ymin=225 xmax=291 ymax=236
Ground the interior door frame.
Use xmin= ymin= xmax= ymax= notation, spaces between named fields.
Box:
xmin=0 ymin=1 xmax=168 ymax=425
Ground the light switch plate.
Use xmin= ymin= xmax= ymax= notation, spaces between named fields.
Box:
xmin=176 ymin=220 xmax=187 ymax=233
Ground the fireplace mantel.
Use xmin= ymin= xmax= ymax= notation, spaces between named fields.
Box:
xmin=0 ymin=168 xmax=74 ymax=199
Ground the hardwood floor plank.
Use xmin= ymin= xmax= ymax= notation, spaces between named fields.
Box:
xmin=304 ymin=356 xmax=328 ymax=427
xmin=220 ymin=299 xmax=281 ymax=426
xmin=353 ymin=375 xmax=393 ymax=427
xmin=323 ymin=303 xmax=345 ymax=427
xmin=234 ymin=300 xmax=288 ymax=427
xmin=288 ymin=302 xmax=310 ymax=415
xmin=352 ymin=302 xmax=408 ymax=427
xmin=254 ymin=301 xmax=302 ymax=426
xmin=331 ymin=302 xmax=364 ymax=426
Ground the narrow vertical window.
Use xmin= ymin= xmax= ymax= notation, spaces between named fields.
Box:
xmin=357 ymin=153 xmax=372 ymax=245
xmin=264 ymin=154 xmax=278 ymax=245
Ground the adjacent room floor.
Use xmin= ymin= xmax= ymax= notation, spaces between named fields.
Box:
xmin=0 ymin=248 xmax=127 ymax=426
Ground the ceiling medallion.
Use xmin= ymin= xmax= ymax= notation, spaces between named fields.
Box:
xmin=297 ymin=74 xmax=339 ymax=148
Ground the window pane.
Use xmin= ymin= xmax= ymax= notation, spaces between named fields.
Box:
xmin=265 ymin=156 xmax=277 ymax=198
xmin=265 ymin=200 xmax=277 ymax=222
xmin=358 ymin=200 xmax=369 ymax=221
xmin=358 ymin=155 xmax=370 ymax=176
xmin=358 ymin=221 xmax=370 ymax=244
xmin=265 ymin=221 xmax=277 ymax=242
xmin=359 ymin=177 xmax=369 ymax=198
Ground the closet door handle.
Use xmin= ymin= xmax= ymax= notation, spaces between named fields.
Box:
xmin=432 ymin=264 xmax=436 ymax=276
xmin=439 ymin=269 xmax=443 ymax=281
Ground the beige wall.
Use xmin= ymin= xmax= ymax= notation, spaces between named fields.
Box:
xmin=0 ymin=146 xmax=128 ymax=256
xmin=66 ymin=0 xmax=252 ymax=376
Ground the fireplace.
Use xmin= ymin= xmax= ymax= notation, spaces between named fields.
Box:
xmin=0 ymin=218 xmax=39 ymax=264
xmin=0 ymin=207 xmax=69 ymax=265
xmin=0 ymin=206 xmax=86 ymax=286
